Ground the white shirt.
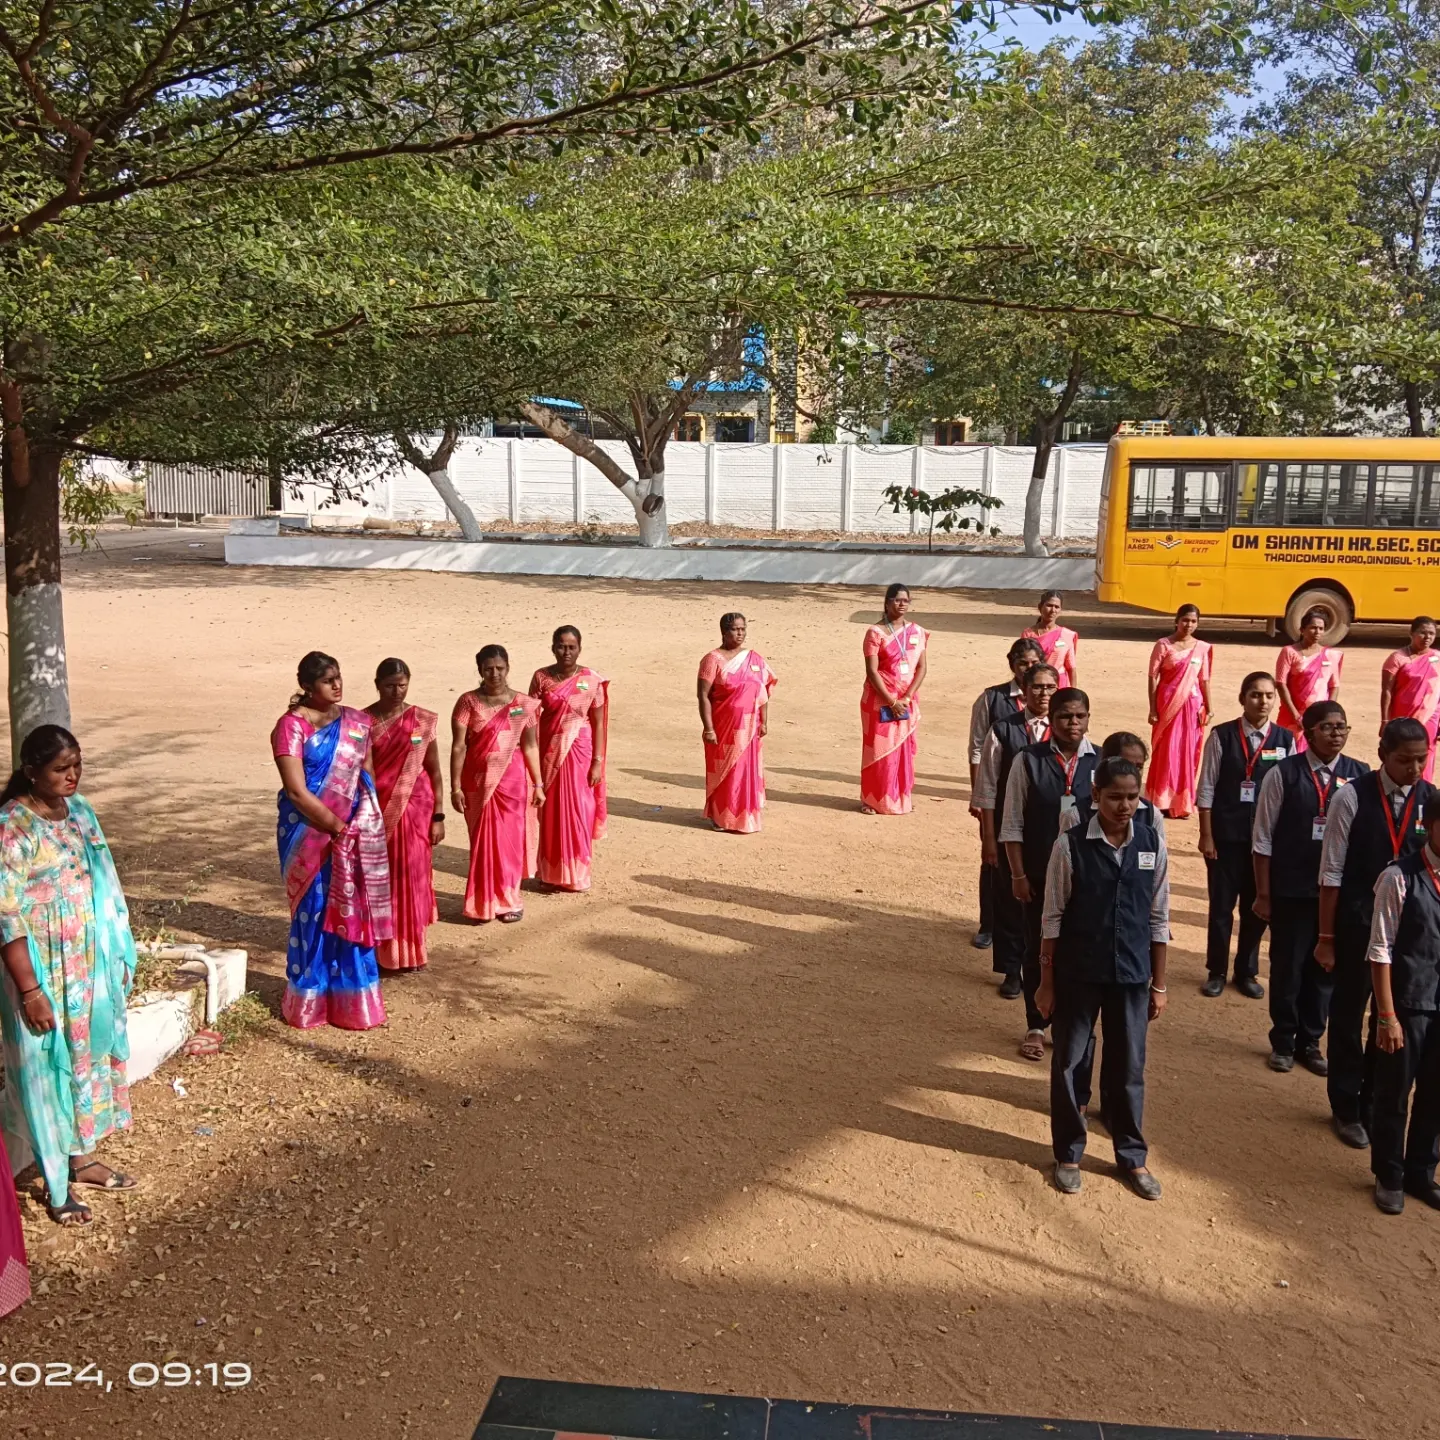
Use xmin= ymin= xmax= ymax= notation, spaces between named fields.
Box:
xmin=1319 ymin=770 xmax=1416 ymax=888
xmin=1195 ymin=720 xmax=1284 ymax=810
xmin=1041 ymin=816 xmax=1171 ymax=942
xmin=1252 ymin=751 xmax=1340 ymax=856
xmin=998 ymin=738 xmax=1098 ymax=845
xmin=1367 ymin=845 xmax=1440 ymax=966
xmin=968 ymin=682 xmax=1023 ymax=766
xmin=974 ymin=712 xmax=1051 ymax=810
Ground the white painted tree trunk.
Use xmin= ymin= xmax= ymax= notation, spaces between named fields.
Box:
xmin=426 ymin=465 xmax=483 ymax=542
xmin=621 ymin=471 xmax=671 ymax=548
xmin=7 ymin=582 xmax=70 ymax=761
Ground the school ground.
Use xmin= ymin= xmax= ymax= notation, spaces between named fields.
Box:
xmin=0 ymin=525 xmax=1428 ymax=1440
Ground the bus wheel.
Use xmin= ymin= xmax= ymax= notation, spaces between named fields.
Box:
xmin=1284 ymin=586 xmax=1352 ymax=645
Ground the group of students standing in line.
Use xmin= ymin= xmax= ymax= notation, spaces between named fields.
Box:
xmin=964 ymin=597 xmax=1440 ymax=1212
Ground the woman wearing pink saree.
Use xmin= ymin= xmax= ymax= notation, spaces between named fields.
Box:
xmin=451 ymin=645 xmax=544 ymax=922
xmin=366 ymin=658 xmax=443 ymax=970
xmin=1145 ymin=604 xmax=1213 ymax=819
xmin=861 ymin=583 xmax=930 ymax=815
xmin=1022 ymin=590 xmax=1080 ymax=688
xmin=1275 ymin=608 xmax=1342 ymax=753
xmin=697 ymin=612 xmax=777 ymax=834
xmin=530 ymin=624 xmax=608 ymax=891
xmin=1381 ymin=616 xmax=1440 ymax=781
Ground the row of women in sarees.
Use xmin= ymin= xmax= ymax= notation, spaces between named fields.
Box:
xmin=269 ymin=630 xmax=607 ymax=1032
xmin=1143 ymin=607 xmax=1440 ymax=819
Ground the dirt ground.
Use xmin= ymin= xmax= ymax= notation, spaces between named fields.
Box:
xmin=0 ymin=526 xmax=1432 ymax=1440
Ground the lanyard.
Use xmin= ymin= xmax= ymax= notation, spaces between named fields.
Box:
xmin=886 ymin=622 xmax=911 ymax=661
xmin=1425 ymin=849 xmax=1440 ymax=902
xmin=1380 ymin=775 xmax=1420 ymax=860
xmin=1237 ymin=721 xmax=1268 ymax=780
xmin=1053 ymin=747 xmax=1082 ymax=795
xmin=1308 ymin=763 xmax=1337 ymax=818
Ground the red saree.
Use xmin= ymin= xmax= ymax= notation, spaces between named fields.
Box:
xmin=1146 ymin=638 xmax=1212 ymax=818
xmin=1383 ymin=646 xmax=1440 ymax=782
xmin=371 ymin=705 xmax=439 ymax=969
xmin=700 ymin=648 xmax=777 ymax=834
xmin=455 ymin=692 xmax=539 ymax=920
xmin=0 ymin=1174 xmax=28 ymax=1318
xmin=861 ymin=621 xmax=929 ymax=815
xmin=1276 ymin=644 xmax=1342 ymax=753
xmin=530 ymin=668 xmax=609 ymax=891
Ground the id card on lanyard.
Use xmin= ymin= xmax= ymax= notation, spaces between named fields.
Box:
xmin=1310 ymin=766 xmax=1338 ymax=843
xmin=1237 ymin=721 xmax=1266 ymax=804
xmin=890 ymin=623 xmax=914 ymax=677
xmin=1055 ymin=748 xmax=1082 ymax=818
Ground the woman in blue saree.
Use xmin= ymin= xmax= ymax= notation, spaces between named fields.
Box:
xmin=271 ymin=652 xmax=393 ymax=1030
xmin=1 ymin=725 xmax=137 ymax=1233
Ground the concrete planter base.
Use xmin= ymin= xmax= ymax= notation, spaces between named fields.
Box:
xmin=225 ymin=525 xmax=1096 ymax=592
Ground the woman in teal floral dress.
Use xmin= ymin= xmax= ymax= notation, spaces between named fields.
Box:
xmin=0 ymin=726 xmax=139 ymax=1226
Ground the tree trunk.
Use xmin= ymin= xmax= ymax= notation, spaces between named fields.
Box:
xmin=518 ymin=401 xmax=672 ymax=548
xmin=1403 ymin=380 xmax=1426 ymax=437
xmin=393 ymin=428 xmax=483 ymax=540
xmin=1023 ymin=427 xmax=1054 ymax=559
xmin=3 ymin=441 xmax=69 ymax=762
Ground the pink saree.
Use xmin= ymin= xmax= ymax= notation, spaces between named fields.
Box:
xmin=1384 ymin=646 xmax=1440 ymax=782
xmin=1276 ymin=644 xmax=1342 ymax=753
xmin=455 ymin=692 xmax=539 ymax=920
xmin=861 ymin=622 xmax=929 ymax=815
xmin=1145 ymin=638 xmax=1212 ymax=818
xmin=1021 ymin=625 xmax=1079 ymax=687
xmin=700 ymin=648 xmax=777 ymax=833
xmin=371 ymin=706 xmax=439 ymax=970
xmin=530 ymin=667 xmax=609 ymax=890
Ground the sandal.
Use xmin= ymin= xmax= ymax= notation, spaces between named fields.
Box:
xmin=69 ymin=1160 xmax=138 ymax=1191
xmin=497 ymin=911 xmax=523 ymax=924
xmin=47 ymin=1193 xmax=93 ymax=1227
xmin=1019 ymin=1029 xmax=1046 ymax=1062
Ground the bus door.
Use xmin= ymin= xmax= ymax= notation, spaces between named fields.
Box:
xmin=1123 ymin=459 xmax=1231 ymax=614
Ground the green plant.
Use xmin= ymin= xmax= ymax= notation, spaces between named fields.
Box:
xmin=881 ymin=483 xmax=1003 ymax=550
xmin=214 ymin=992 xmax=272 ymax=1047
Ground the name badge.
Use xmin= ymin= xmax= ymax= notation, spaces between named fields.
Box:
xmin=1060 ymin=793 xmax=1077 ymax=817
xmin=908 ymin=634 xmax=920 ymax=647
xmin=1312 ymin=817 xmax=1327 ymax=842
xmin=347 ymin=728 xmax=366 ymax=741
xmin=1239 ymin=781 xmax=1256 ymax=803
xmin=1190 ymin=654 xmax=1201 ymax=666
xmin=1137 ymin=851 xmax=1157 ymax=870
xmin=411 ymin=733 xmax=424 ymax=744
xmin=1261 ymin=748 xmax=1284 ymax=760
xmin=509 ymin=706 xmax=526 ymax=717
xmin=577 ymin=681 xmax=589 ymax=691
xmin=898 ymin=662 xmax=911 ymax=676
xmin=750 ymin=664 xmax=761 ymax=672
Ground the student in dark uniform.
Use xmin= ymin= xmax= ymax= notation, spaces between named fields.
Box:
xmin=1367 ymin=794 xmax=1440 ymax=1214
xmin=1252 ymin=700 xmax=1370 ymax=1074
xmin=967 ymin=638 xmax=1045 ymax=952
xmin=976 ymin=663 xmax=1059 ymax=1000
xmin=1062 ymin=732 xmax=1165 ymax=840
xmin=1315 ymin=718 xmax=1434 ymax=1149
xmin=1001 ymin=688 xmax=1097 ymax=1062
xmin=1197 ymin=672 xmax=1296 ymax=1000
xmin=1036 ymin=757 xmax=1170 ymax=1200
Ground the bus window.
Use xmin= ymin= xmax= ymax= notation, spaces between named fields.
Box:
xmin=1128 ymin=464 xmax=1177 ymax=529
xmin=1287 ymin=462 xmax=1362 ymax=525
xmin=1175 ymin=465 xmax=1229 ymax=529
xmin=1371 ymin=464 xmax=1418 ymax=526
xmin=1418 ymin=466 xmax=1440 ymax=527
xmin=1235 ymin=461 xmax=1282 ymax=525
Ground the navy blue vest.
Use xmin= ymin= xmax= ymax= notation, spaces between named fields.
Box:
xmin=1209 ymin=720 xmax=1295 ymax=846
xmin=992 ymin=709 xmax=1045 ymax=834
xmin=1269 ymin=751 xmax=1371 ymax=901
xmin=982 ymin=683 xmax=1024 ymax=732
xmin=1338 ymin=774 xmax=1434 ymax=932
xmin=1018 ymin=743 xmax=1097 ymax=885
xmin=1055 ymin=817 xmax=1161 ymax=985
xmin=1389 ymin=850 xmax=1440 ymax=1011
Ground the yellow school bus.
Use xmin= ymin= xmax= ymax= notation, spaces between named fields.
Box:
xmin=1095 ymin=436 xmax=1440 ymax=641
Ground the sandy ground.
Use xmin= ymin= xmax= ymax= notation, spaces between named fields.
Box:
xmin=0 ymin=525 xmax=1432 ymax=1440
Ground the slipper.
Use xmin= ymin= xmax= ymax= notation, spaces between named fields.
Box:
xmin=182 ymin=1029 xmax=223 ymax=1057
xmin=46 ymin=1194 xmax=93 ymax=1227
xmin=69 ymin=1161 xmax=138 ymax=1191
xmin=497 ymin=911 xmax=523 ymax=924
xmin=1019 ymin=1030 xmax=1046 ymax=1062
